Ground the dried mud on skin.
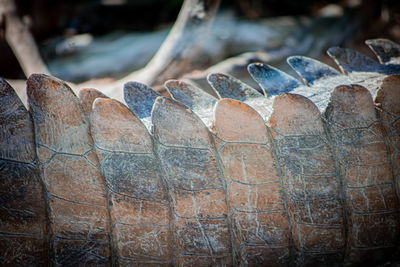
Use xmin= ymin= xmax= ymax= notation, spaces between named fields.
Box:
xmin=90 ymin=98 xmax=173 ymax=265
xmin=269 ymin=93 xmax=345 ymax=266
xmin=27 ymin=74 xmax=111 ymax=265
xmin=324 ymin=84 xmax=400 ymax=264
xmin=213 ymin=98 xmax=291 ymax=266
xmin=0 ymin=79 xmax=47 ymax=266
xmin=152 ymin=97 xmax=233 ymax=266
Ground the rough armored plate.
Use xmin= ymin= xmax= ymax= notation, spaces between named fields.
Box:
xmin=152 ymin=96 xmax=233 ymax=266
xmin=375 ymin=74 xmax=400 ymax=212
xmin=269 ymin=93 xmax=345 ymax=265
xmin=27 ymin=74 xmax=111 ymax=265
xmin=90 ymin=98 xmax=172 ymax=265
xmin=213 ymin=98 xmax=291 ymax=266
xmin=0 ymin=79 xmax=47 ymax=266
xmin=324 ymin=84 xmax=399 ymax=264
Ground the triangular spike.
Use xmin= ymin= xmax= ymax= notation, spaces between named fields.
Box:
xmin=248 ymin=63 xmax=301 ymax=96
xmin=207 ymin=73 xmax=263 ymax=101
xmin=0 ymin=78 xmax=47 ymax=265
xmin=124 ymin=81 xmax=160 ymax=119
xmin=366 ymin=38 xmax=400 ymax=64
xmin=327 ymin=47 xmax=383 ymax=74
xmin=90 ymin=98 xmax=172 ymax=265
xmin=165 ymin=80 xmax=217 ymax=109
xmin=164 ymin=80 xmax=217 ymax=127
xmin=27 ymin=74 xmax=112 ymax=265
xmin=79 ymin=88 xmax=109 ymax=117
xmin=207 ymin=72 xmax=274 ymax=121
xmin=287 ymin=56 xmax=341 ymax=85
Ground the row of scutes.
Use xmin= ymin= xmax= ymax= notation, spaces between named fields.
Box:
xmin=0 ymin=38 xmax=400 ymax=266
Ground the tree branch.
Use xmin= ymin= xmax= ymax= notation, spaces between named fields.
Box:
xmin=1 ymin=0 xmax=49 ymax=77
xmin=96 ymin=0 xmax=221 ymax=100
xmin=126 ymin=0 xmax=221 ymax=86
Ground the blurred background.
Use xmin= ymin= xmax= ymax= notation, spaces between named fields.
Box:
xmin=1 ymin=0 xmax=399 ymax=93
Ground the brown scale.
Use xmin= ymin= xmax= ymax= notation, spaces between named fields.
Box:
xmin=152 ymin=96 xmax=233 ymax=266
xmin=324 ymin=84 xmax=400 ymax=265
xmin=269 ymin=93 xmax=345 ymax=266
xmin=0 ymin=79 xmax=47 ymax=266
xmin=27 ymin=74 xmax=112 ymax=265
xmin=375 ymin=75 xmax=400 ymax=207
xmin=89 ymin=98 xmax=173 ymax=265
xmin=212 ymin=98 xmax=291 ymax=266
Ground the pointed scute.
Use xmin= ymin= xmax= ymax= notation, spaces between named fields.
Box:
xmin=164 ymin=79 xmax=196 ymax=108
xmin=287 ymin=56 xmax=341 ymax=85
xmin=124 ymin=81 xmax=160 ymax=119
xmin=325 ymin=84 xmax=377 ymax=128
xmin=269 ymin=93 xmax=324 ymax=136
xmin=248 ymin=63 xmax=301 ymax=96
xmin=327 ymin=47 xmax=382 ymax=74
xmin=79 ymin=88 xmax=109 ymax=117
xmin=165 ymin=79 xmax=216 ymax=110
xmin=207 ymin=73 xmax=262 ymax=101
xmin=27 ymin=73 xmax=92 ymax=154
xmin=213 ymin=98 xmax=268 ymax=143
xmin=90 ymin=98 xmax=152 ymax=153
xmin=0 ymin=78 xmax=35 ymax=163
xmin=152 ymin=96 xmax=211 ymax=148
xmin=366 ymin=38 xmax=400 ymax=64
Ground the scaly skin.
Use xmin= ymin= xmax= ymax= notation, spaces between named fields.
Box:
xmin=1 ymin=39 xmax=400 ymax=266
